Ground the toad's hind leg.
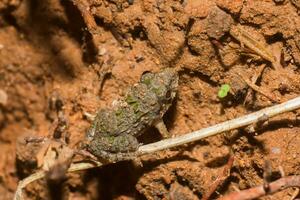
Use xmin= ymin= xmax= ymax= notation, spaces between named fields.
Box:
xmin=110 ymin=134 xmax=140 ymax=152
xmin=97 ymin=150 xmax=140 ymax=163
xmin=88 ymin=134 xmax=140 ymax=162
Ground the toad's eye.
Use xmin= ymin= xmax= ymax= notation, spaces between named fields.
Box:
xmin=142 ymin=70 xmax=151 ymax=76
xmin=141 ymin=71 xmax=154 ymax=85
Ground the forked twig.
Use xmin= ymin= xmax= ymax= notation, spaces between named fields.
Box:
xmin=244 ymin=64 xmax=267 ymax=104
xmin=14 ymin=171 xmax=46 ymax=200
xmin=14 ymin=161 xmax=103 ymax=200
xmin=14 ymin=96 xmax=300 ymax=200
xmin=218 ymin=175 xmax=300 ymax=200
xmin=242 ymin=76 xmax=281 ymax=103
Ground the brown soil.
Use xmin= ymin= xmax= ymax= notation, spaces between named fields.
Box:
xmin=1 ymin=0 xmax=300 ymax=199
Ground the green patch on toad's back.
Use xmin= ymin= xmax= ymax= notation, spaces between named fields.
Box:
xmin=142 ymin=76 xmax=152 ymax=85
xmin=125 ymin=95 xmax=140 ymax=113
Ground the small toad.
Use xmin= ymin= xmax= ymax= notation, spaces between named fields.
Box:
xmin=85 ymin=68 xmax=178 ymax=162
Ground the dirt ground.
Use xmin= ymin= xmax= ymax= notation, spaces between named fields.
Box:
xmin=1 ymin=0 xmax=300 ymax=199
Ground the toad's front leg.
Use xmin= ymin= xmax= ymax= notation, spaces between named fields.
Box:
xmin=154 ymin=119 xmax=170 ymax=138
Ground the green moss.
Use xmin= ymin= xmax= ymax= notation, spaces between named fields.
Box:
xmin=218 ymin=84 xmax=231 ymax=98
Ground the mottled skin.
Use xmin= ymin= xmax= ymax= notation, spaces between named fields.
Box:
xmin=86 ymin=68 xmax=178 ymax=161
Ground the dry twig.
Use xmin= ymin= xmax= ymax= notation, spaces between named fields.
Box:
xmin=229 ymin=26 xmax=285 ymax=103
xmin=241 ymin=76 xmax=281 ymax=103
xmin=202 ymin=155 xmax=234 ymax=200
xmin=71 ymin=0 xmax=112 ymax=95
xmin=138 ymin=96 xmax=300 ymax=154
xmin=291 ymin=187 xmax=299 ymax=200
xmin=71 ymin=0 xmax=97 ymax=34
xmin=218 ymin=175 xmax=300 ymax=200
xmin=14 ymin=161 xmax=103 ymax=200
xmin=244 ymin=64 xmax=267 ymax=104
xmin=229 ymin=26 xmax=277 ymax=69
xmin=14 ymin=96 xmax=300 ymax=200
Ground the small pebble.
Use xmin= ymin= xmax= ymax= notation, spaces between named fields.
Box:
xmin=135 ymin=55 xmax=144 ymax=62
xmin=271 ymin=147 xmax=281 ymax=154
xmin=98 ymin=47 xmax=107 ymax=56
xmin=273 ymin=0 xmax=285 ymax=3
xmin=0 ymin=89 xmax=8 ymax=105
xmin=128 ymin=0 xmax=134 ymax=5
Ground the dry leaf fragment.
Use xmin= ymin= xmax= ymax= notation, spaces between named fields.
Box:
xmin=230 ymin=26 xmax=277 ymax=66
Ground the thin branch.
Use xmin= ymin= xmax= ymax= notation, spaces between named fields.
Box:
xmin=14 ymin=96 xmax=300 ymax=200
xmin=14 ymin=171 xmax=46 ymax=200
xmin=138 ymin=96 xmax=300 ymax=154
xmin=14 ymin=161 xmax=103 ymax=200
xmin=218 ymin=175 xmax=300 ymax=200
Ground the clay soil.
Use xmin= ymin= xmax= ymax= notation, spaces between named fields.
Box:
xmin=1 ymin=0 xmax=300 ymax=199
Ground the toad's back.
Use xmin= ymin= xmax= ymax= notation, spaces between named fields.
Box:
xmin=87 ymin=68 xmax=178 ymax=139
